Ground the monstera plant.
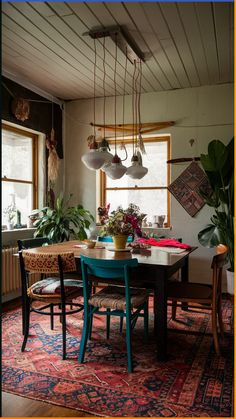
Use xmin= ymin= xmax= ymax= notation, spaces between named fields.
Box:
xmin=198 ymin=138 xmax=234 ymax=275
xmin=32 ymin=194 xmax=94 ymax=243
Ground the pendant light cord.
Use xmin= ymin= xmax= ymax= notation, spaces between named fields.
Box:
xmin=132 ymin=61 xmax=137 ymax=156
xmin=134 ymin=60 xmax=140 ymax=153
xmin=138 ymin=61 xmax=142 ymax=134
xmin=122 ymin=49 xmax=128 ymax=141
xmin=93 ymin=38 xmax=97 ymax=138
xmin=102 ymin=37 xmax=106 ymax=140
xmin=114 ymin=33 xmax=118 ymax=155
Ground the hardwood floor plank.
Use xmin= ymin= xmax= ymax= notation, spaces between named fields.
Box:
xmin=2 ymin=392 xmax=96 ymax=417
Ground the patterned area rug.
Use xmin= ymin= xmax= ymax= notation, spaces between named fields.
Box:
xmin=2 ymin=299 xmax=234 ymax=417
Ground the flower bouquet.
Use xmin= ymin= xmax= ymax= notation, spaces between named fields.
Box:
xmin=101 ymin=203 xmax=146 ymax=249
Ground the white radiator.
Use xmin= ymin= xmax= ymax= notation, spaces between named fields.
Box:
xmin=2 ymin=246 xmax=39 ymax=296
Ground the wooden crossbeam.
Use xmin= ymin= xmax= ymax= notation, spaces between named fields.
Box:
xmin=91 ymin=121 xmax=174 ymax=134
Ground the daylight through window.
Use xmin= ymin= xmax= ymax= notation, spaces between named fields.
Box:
xmin=100 ymin=136 xmax=170 ymax=226
xmin=2 ymin=124 xmax=38 ymax=227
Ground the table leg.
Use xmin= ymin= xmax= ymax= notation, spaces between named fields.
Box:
xmin=181 ymin=256 xmax=189 ymax=311
xmin=154 ymin=271 xmax=168 ymax=361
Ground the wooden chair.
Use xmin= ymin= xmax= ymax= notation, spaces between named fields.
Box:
xmin=167 ymin=244 xmax=228 ymax=355
xmin=79 ymin=255 xmax=149 ymax=373
xmin=17 ymin=237 xmax=51 ymax=251
xmin=18 ymin=237 xmax=51 ymax=335
xmin=19 ymin=251 xmax=84 ymax=359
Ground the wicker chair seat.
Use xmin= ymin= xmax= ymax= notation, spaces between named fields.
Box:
xmin=28 ymin=277 xmax=83 ymax=302
xmin=89 ymin=285 xmax=149 ymax=310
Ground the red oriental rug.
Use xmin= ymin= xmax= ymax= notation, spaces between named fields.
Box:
xmin=2 ymin=298 xmax=234 ymax=417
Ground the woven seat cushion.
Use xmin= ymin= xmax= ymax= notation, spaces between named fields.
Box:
xmin=89 ymin=286 xmax=149 ymax=310
xmin=28 ymin=278 xmax=83 ymax=298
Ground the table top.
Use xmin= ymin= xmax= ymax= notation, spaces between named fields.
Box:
xmin=23 ymin=240 xmax=197 ymax=267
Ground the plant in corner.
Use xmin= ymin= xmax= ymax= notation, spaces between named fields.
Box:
xmin=198 ymin=138 xmax=234 ymax=291
xmin=32 ymin=194 xmax=94 ymax=243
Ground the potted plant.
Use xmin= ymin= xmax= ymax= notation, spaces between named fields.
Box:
xmin=32 ymin=194 xmax=94 ymax=243
xmin=3 ymin=204 xmax=16 ymax=230
xmin=102 ymin=203 xmax=146 ymax=249
xmin=198 ymin=138 xmax=234 ymax=294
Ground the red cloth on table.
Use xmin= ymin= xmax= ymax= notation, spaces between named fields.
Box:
xmin=138 ymin=238 xmax=191 ymax=249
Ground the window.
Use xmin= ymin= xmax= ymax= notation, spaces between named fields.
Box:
xmin=2 ymin=124 xmax=38 ymax=226
xmin=100 ymin=136 xmax=170 ymax=226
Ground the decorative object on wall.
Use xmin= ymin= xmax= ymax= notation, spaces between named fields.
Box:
xmin=11 ymin=97 xmax=30 ymax=122
xmin=3 ymin=78 xmax=63 ymax=159
xmin=168 ymin=161 xmax=212 ymax=217
xmin=46 ymin=127 xmax=59 ymax=183
xmin=167 ymin=138 xmax=200 ymax=164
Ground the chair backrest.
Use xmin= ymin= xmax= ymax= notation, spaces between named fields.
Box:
xmin=211 ymin=245 xmax=228 ymax=299
xmin=80 ymin=255 xmax=138 ymax=310
xmin=17 ymin=237 xmax=50 ymax=251
xmin=22 ymin=251 xmax=76 ymax=274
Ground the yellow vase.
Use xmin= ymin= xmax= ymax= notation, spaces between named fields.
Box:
xmin=112 ymin=235 xmax=128 ymax=250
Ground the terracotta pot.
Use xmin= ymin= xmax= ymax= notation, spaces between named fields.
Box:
xmin=112 ymin=235 xmax=128 ymax=250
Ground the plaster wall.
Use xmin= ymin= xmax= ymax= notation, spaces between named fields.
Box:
xmin=64 ymin=83 xmax=233 ymax=288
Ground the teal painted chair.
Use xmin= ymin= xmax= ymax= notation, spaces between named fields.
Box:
xmin=79 ymin=255 xmax=149 ymax=373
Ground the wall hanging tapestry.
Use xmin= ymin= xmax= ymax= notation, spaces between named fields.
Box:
xmin=168 ymin=161 xmax=212 ymax=217
xmin=2 ymin=299 xmax=233 ymax=417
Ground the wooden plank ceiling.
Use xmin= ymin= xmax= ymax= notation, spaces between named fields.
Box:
xmin=2 ymin=2 xmax=234 ymax=101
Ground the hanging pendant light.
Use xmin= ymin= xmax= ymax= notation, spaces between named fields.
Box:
xmin=81 ymin=38 xmax=110 ymax=171
xmin=106 ymin=33 xmax=127 ymax=180
xmin=105 ymin=154 xmax=127 ymax=179
xmin=126 ymin=60 xmax=148 ymax=180
xmin=126 ymin=152 xmax=148 ymax=179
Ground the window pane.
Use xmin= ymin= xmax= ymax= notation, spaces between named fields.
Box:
xmin=2 ymin=181 xmax=33 ymax=226
xmin=2 ymin=129 xmax=33 ymax=181
xmin=106 ymin=189 xmax=168 ymax=224
xmin=106 ymin=141 xmax=168 ymax=188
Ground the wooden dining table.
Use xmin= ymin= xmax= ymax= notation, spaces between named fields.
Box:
xmin=24 ymin=240 xmax=197 ymax=361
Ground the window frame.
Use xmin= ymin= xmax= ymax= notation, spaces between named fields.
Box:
xmin=100 ymin=135 xmax=171 ymax=226
xmin=2 ymin=123 xmax=38 ymax=210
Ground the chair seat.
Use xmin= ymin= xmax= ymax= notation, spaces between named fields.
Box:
xmin=28 ymin=277 xmax=83 ymax=300
xmin=89 ymin=286 xmax=149 ymax=310
xmin=167 ymin=281 xmax=212 ymax=301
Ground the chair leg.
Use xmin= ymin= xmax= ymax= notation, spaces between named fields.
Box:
xmin=217 ymin=297 xmax=224 ymax=339
xmin=119 ymin=315 xmax=124 ymax=334
xmin=88 ymin=307 xmax=94 ymax=340
xmin=106 ymin=308 xmax=111 ymax=339
xmin=50 ymin=304 xmax=54 ymax=330
xmin=21 ymin=299 xmax=30 ymax=352
xmin=78 ymin=311 xmax=90 ymax=363
xmin=172 ymin=301 xmax=177 ymax=320
xmin=212 ymin=308 xmax=220 ymax=355
xmin=125 ymin=313 xmax=133 ymax=373
xmin=61 ymin=303 xmax=66 ymax=360
xmin=144 ymin=301 xmax=149 ymax=341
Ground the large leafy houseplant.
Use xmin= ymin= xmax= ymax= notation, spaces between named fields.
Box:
xmin=33 ymin=194 xmax=94 ymax=243
xmin=198 ymin=138 xmax=234 ymax=272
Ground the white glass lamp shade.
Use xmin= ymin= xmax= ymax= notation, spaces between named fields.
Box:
xmin=105 ymin=154 xmax=127 ymax=179
xmin=81 ymin=147 xmax=113 ymax=171
xmin=100 ymin=147 xmax=113 ymax=171
xmin=126 ymin=155 xmax=148 ymax=179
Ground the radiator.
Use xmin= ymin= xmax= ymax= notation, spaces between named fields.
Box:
xmin=2 ymin=247 xmax=39 ymax=296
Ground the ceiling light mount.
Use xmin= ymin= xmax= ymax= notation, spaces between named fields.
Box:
xmin=84 ymin=26 xmax=145 ymax=64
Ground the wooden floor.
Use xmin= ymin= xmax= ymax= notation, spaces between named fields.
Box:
xmin=2 ymin=392 xmax=95 ymax=417
xmin=2 ymin=299 xmax=96 ymax=418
